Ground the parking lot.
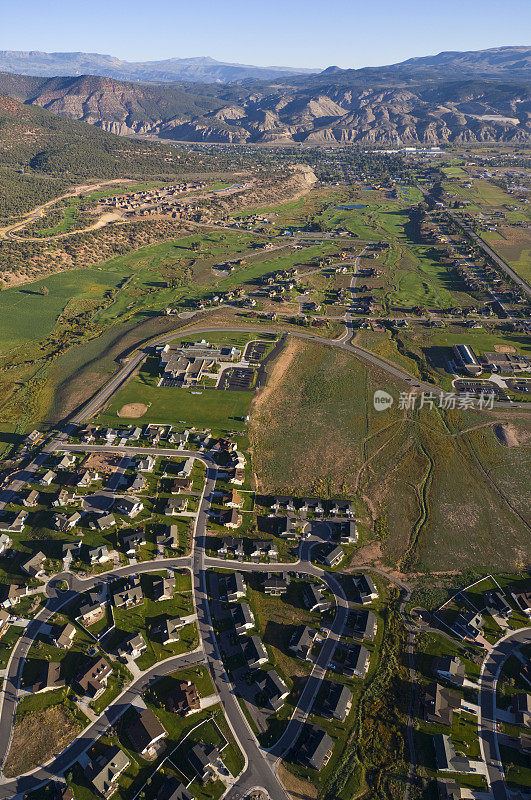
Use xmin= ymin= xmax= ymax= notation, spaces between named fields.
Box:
xmin=218 ymin=367 xmax=256 ymax=391
xmin=244 ymin=341 xmax=269 ymax=362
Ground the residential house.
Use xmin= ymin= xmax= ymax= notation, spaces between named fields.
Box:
xmin=352 ymin=574 xmax=379 ymax=604
xmin=52 ymin=623 xmax=77 ymax=649
xmin=53 ymin=489 xmax=74 ymax=507
xmin=243 ymin=635 xmax=269 ymax=668
xmin=31 ymin=661 xmax=65 ymax=694
xmin=115 ymin=496 xmax=144 ymax=517
xmin=263 ymin=572 xmax=290 ymax=596
xmin=187 ymin=743 xmax=219 ymax=783
xmin=21 ymin=551 xmax=46 ymax=578
xmin=0 ymin=608 xmax=10 ymax=636
xmin=165 ymin=497 xmax=188 ymax=516
xmin=87 ymin=545 xmax=110 ymax=564
xmin=96 ymin=514 xmax=116 ymax=531
xmin=323 ymin=546 xmax=344 ymax=567
xmin=218 ymin=537 xmax=244 ymax=558
xmin=318 ymin=680 xmax=353 ymax=722
xmin=126 ymin=707 xmax=167 ymax=756
xmin=435 ymin=656 xmax=466 ymax=687
xmin=171 ymin=477 xmax=193 ymax=493
xmin=176 ymin=458 xmax=194 ymax=478
xmin=57 ymin=454 xmax=76 ymax=470
xmin=329 ymin=500 xmax=356 ymax=517
xmin=298 ymin=725 xmax=334 ymax=771
xmin=511 ymin=590 xmax=531 ymax=616
xmin=3 ymin=583 xmax=30 ymax=608
xmin=117 ymin=633 xmax=147 ymax=660
xmin=423 ymin=683 xmax=461 ymax=726
xmin=23 ymin=490 xmax=40 ymax=508
xmin=485 ymin=590 xmax=512 ymax=618
xmin=276 ymin=516 xmax=300 ymax=540
xmin=433 ymin=735 xmax=476 ymax=774
xmin=250 ymin=540 xmax=278 ymax=561
xmin=156 ymin=779 xmax=193 ymax=800
xmin=271 ymin=496 xmax=296 ymax=513
xmin=77 ymin=657 xmax=112 ymax=698
xmin=0 ymin=511 xmax=28 ymax=534
xmin=40 ymin=470 xmax=57 ymax=486
xmin=219 ymin=509 xmax=242 ymax=529
xmin=78 ymin=593 xmax=107 ymax=626
xmin=232 ymin=602 xmax=255 ymax=633
xmin=120 ymin=530 xmax=147 ymax=557
xmin=156 ymin=616 xmax=184 ymax=645
xmin=138 ymin=456 xmax=156 ymax=473
xmin=229 ymin=468 xmax=245 ymax=485
xmin=436 ymin=780 xmax=462 ymax=800
xmin=112 ymin=577 xmax=143 ymax=609
xmin=153 ymin=574 xmax=175 ymax=601
xmin=0 ymin=533 xmax=11 ymax=555
xmin=255 ymin=669 xmax=289 ymax=711
xmin=290 ymin=626 xmax=317 ymax=660
xmin=303 ymin=584 xmax=330 ymax=613
xmin=224 ymin=572 xmax=246 ymax=601
xmin=300 ymin=498 xmax=324 ymax=515
xmin=225 ymin=489 xmax=243 ymax=509
xmin=334 ymin=643 xmax=370 ymax=678
xmin=156 ymin=525 xmax=179 ymax=550
xmin=130 ymin=473 xmax=146 ymax=493
xmin=512 ymin=693 xmax=531 ymax=728
xmin=167 ymin=680 xmax=201 ymax=716
xmin=454 ymin=610 xmax=483 ymax=640
xmin=337 ymin=520 xmax=358 ymax=544
xmin=85 ymin=746 xmax=130 ymax=797
xmin=348 ymin=609 xmax=378 ymax=642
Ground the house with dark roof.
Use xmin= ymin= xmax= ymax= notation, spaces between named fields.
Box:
xmin=117 ymin=633 xmax=147 ymax=660
xmin=126 ymin=707 xmax=167 ymax=756
xmin=243 ymin=635 xmax=269 ymax=668
xmin=454 ymin=610 xmax=483 ymax=640
xmin=435 ymin=656 xmax=466 ymax=687
xmin=31 ymin=661 xmax=65 ymax=694
xmin=112 ymin=577 xmax=143 ymax=609
xmin=232 ymin=602 xmax=255 ymax=633
xmin=120 ymin=530 xmax=146 ymax=556
xmin=187 ymin=743 xmax=219 ymax=783
xmin=271 ymin=496 xmax=296 ymax=512
xmin=77 ymin=657 xmax=112 ymax=698
xmin=290 ymin=626 xmax=317 ymax=660
xmin=263 ymin=572 xmax=290 ymax=596
xmin=423 ymin=683 xmax=461 ymax=726
xmin=218 ymin=537 xmax=244 ymax=558
xmin=224 ymin=572 xmax=246 ymax=601
xmin=153 ymin=574 xmax=175 ymax=601
xmin=436 ymin=780 xmax=462 ymax=800
xmin=318 ymin=680 xmax=353 ymax=722
xmin=78 ymin=593 xmax=107 ymax=626
xmin=300 ymin=498 xmax=324 ymax=515
xmin=255 ymin=669 xmax=289 ymax=711
xmin=329 ymin=500 xmax=356 ymax=517
xmin=275 ymin=516 xmax=300 ymax=539
xmin=167 ymin=680 xmax=201 ymax=716
xmin=114 ymin=496 xmax=144 ymax=517
xmin=156 ymin=778 xmax=193 ymax=800
xmin=512 ymin=693 xmax=531 ymax=727
xmin=250 ymin=540 xmax=278 ymax=560
xmin=219 ymin=509 xmax=242 ymax=529
xmin=433 ymin=735 xmax=475 ymax=773
xmin=511 ymin=589 xmax=531 ymax=616
xmin=323 ymin=546 xmax=344 ymax=567
xmin=484 ymin=590 xmax=512 ymax=618
xmin=85 ymin=746 xmax=130 ymax=797
xmin=155 ymin=616 xmax=184 ymax=645
xmin=334 ymin=643 xmax=370 ymax=678
xmin=297 ymin=725 xmax=334 ymax=770
xmin=21 ymin=551 xmax=46 ymax=578
xmin=303 ymin=583 xmax=330 ymax=613
xmin=352 ymin=574 xmax=378 ymax=604
xmin=87 ymin=545 xmax=110 ymax=563
xmin=348 ymin=609 xmax=377 ymax=642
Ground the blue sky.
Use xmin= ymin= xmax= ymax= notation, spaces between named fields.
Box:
xmin=1 ymin=0 xmax=529 ymax=69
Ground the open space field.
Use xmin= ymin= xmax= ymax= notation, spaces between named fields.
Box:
xmin=96 ymin=357 xmax=253 ymax=433
xmin=250 ymin=337 xmax=531 ymax=572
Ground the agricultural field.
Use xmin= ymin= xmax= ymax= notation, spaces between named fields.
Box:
xmin=250 ymin=337 xmax=531 ymax=572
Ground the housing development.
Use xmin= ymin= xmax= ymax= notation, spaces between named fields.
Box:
xmin=0 ymin=33 xmax=528 ymax=800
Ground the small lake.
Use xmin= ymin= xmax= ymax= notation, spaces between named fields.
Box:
xmin=334 ymin=204 xmax=367 ymax=210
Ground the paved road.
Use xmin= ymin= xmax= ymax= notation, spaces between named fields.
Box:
xmin=478 ymin=627 xmax=531 ymax=800
xmin=0 ymin=649 xmax=205 ymax=798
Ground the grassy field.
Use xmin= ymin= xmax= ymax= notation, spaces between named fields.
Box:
xmin=95 ymin=356 xmax=254 ymax=433
xmin=250 ymin=337 xmax=531 ymax=572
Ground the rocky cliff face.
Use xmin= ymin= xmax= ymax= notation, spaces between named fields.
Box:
xmin=0 ymin=53 xmax=529 ymax=145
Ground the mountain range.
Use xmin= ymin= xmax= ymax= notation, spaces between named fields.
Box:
xmin=0 ymin=51 xmax=316 ymax=84
xmin=0 ymin=46 xmax=529 ymax=145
